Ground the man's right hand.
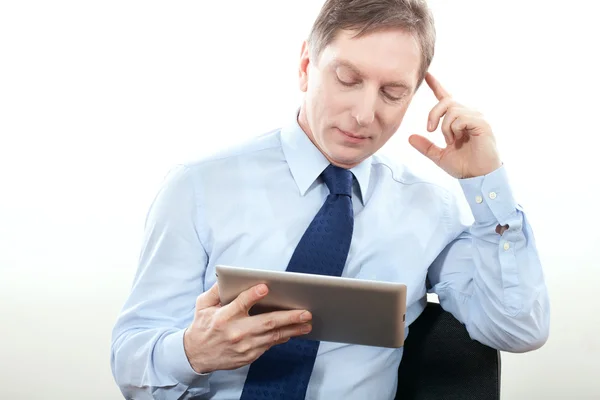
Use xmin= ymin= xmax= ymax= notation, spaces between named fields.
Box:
xmin=183 ymin=282 xmax=313 ymax=374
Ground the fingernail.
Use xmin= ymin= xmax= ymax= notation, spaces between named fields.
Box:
xmin=428 ymin=122 xmax=432 ymax=131
xmin=300 ymin=311 xmax=311 ymax=322
xmin=301 ymin=324 xmax=312 ymax=334
xmin=256 ymin=284 xmax=267 ymax=295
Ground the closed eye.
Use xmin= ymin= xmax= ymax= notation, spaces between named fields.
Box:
xmin=337 ymin=75 xmax=407 ymax=103
xmin=382 ymin=90 xmax=406 ymax=102
xmin=337 ymin=77 xmax=358 ymax=87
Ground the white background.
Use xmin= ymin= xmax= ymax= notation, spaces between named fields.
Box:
xmin=1 ymin=1 xmax=599 ymax=399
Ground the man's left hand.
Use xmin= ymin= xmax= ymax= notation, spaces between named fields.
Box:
xmin=409 ymin=72 xmax=502 ymax=179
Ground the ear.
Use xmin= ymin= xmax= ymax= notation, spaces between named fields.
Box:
xmin=298 ymin=41 xmax=310 ymax=92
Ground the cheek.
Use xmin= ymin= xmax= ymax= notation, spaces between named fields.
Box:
xmin=318 ymin=79 xmax=354 ymax=113
xmin=378 ymin=106 xmax=409 ymax=139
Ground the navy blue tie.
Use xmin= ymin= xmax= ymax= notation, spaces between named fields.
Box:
xmin=239 ymin=164 xmax=355 ymax=400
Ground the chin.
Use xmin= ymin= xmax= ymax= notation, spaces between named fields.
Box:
xmin=326 ymin=148 xmax=368 ymax=168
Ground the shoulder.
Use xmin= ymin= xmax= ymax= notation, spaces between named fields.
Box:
xmin=371 ymin=152 xmax=471 ymax=225
xmin=371 ymin=152 xmax=451 ymax=194
xmin=182 ymin=127 xmax=283 ymax=173
xmin=150 ymin=127 xmax=284 ymax=213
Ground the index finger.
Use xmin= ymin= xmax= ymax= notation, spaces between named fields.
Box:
xmin=425 ymin=72 xmax=451 ymax=100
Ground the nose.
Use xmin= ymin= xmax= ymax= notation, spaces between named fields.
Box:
xmin=353 ymin=89 xmax=376 ymax=127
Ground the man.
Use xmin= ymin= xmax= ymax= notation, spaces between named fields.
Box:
xmin=111 ymin=0 xmax=550 ymax=399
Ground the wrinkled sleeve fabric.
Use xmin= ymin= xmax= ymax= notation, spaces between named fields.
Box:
xmin=428 ymin=165 xmax=550 ymax=352
xmin=110 ymin=164 xmax=212 ymax=399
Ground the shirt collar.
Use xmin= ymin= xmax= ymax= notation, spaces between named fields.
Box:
xmin=280 ymin=109 xmax=372 ymax=204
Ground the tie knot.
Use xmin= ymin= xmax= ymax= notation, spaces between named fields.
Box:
xmin=322 ymin=164 xmax=353 ymax=196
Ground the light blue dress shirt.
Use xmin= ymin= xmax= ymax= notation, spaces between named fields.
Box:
xmin=110 ymin=111 xmax=550 ymax=399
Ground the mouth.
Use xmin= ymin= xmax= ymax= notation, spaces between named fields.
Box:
xmin=336 ymin=128 xmax=370 ymax=143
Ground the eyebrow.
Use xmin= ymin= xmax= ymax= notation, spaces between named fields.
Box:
xmin=333 ymin=59 xmax=413 ymax=92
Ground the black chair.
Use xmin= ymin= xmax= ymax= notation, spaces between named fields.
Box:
xmin=395 ymin=302 xmax=501 ymax=400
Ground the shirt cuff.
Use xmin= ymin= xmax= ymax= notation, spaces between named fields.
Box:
xmin=458 ymin=165 xmax=518 ymax=225
xmin=160 ymin=329 xmax=211 ymax=387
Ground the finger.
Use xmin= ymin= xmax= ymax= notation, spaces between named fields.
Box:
xmin=441 ymin=107 xmax=461 ymax=145
xmin=195 ymin=282 xmax=221 ymax=311
xmin=408 ymin=134 xmax=443 ymax=165
xmin=450 ymin=117 xmax=466 ymax=142
xmin=451 ymin=115 xmax=487 ymax=140
xmin=255 ymin=323 xmax=313 ymax=349
xmin=451 ymin=115 xmax=475 ymax=142
xmin=221 ymin=284 xmax=269 ymax=319
xmin=425 ymin=72 xmax=451 ymax=101
xmin=247 ymin=309 xmax=312 ymax=335
xmin=427 ymin=97 xmax=454 ymax=142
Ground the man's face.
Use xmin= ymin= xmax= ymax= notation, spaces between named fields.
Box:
xmin=298 ymin=28 xmax=422 ymax=168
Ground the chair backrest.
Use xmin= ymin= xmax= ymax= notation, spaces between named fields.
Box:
xmin=395 ymin=302 xmax=501 ymax=400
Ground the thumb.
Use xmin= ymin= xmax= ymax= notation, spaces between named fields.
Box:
xmin=408 ymin=134 xmax=443 ymax=164
xmin=195 ymin=282 xmax=221 ymax=311
xmin=223 ymin=284 xmax=269 ymax=318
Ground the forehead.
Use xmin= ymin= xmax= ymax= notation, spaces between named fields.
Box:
xmin=318 ymin=28 xmax=421 ymax=87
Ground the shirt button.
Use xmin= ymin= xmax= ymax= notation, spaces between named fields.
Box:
xmin=489 ymin=191 xmax=497 ymax=200
xmin=503 ymin=242 xmax=510 ymax=251
xmin=475 ymin=195 xmax=483 ymax=204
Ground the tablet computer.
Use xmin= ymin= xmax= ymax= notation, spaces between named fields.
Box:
xmin=215 ymin=264 xmax=407 ymax=348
